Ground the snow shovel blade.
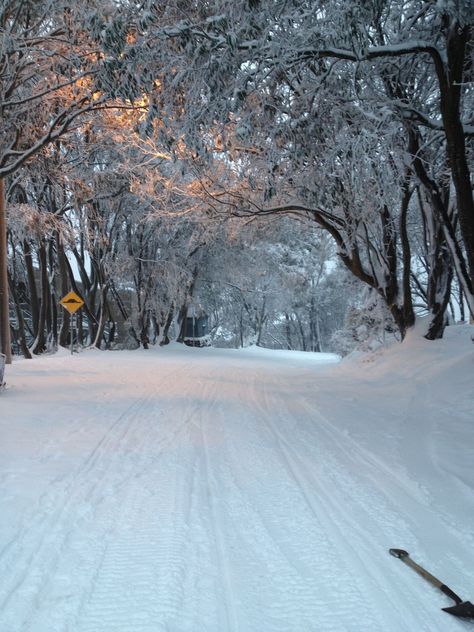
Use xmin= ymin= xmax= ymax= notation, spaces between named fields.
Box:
xmin=389 ymin=549 xmax=474 ymax=619
xmin=442 ymin=602 xmax=474 ymax=618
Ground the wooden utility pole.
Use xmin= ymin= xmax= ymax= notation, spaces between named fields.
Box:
xmin=0 ymin=178 xmax=12 ymax=363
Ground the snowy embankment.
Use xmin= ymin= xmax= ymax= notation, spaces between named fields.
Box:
xmin=0 ymin=325 xmax=473 ymax=632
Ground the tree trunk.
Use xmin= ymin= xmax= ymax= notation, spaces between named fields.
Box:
xmin=0 ymin=179 xmax=12 ymax=363
xmin=255 ymin=298 xmax=267 ymax=347
xmin=23 ymin=239 xmax=39 ymax=334
xmin=458 ymin=285 xmax=465 ymax=322
xmin=150 ymin=313 xmax=159 ymax=345
xmin=419 ymin=22 xmax=474 ymax=316
xmin=177 ymin=303 xmax=188 ymax=343
xmin=57 ymin=236 xmax=71 ymax=348
xmin=425 ymin=259 xmax=453 ymax=340
xmin=438 ymin=23 xmax=474 ymax=298
xmin=410 ymin=129 xmax=474 ymax=318
xmin=160 ymin=306 xmax=175 ymax=346
xmin=239 ymin=306 xmax=244 ymax=348
xmin=285 ymin=313 xmax=292 ymax=350
xmin=107 ymin=319 xmax=116 ymax=348
xmin=139 ymin=308 xmax=150 ymax=349
xmin=399 ymin=179 xmax=415 ymax=332
xmin=295 ymin=314 xmax=307 ymax=351
xmin=315 ymin=196 xmax=415 ymax=341
xmin=31 ymin=241 xmax=49 ymax=354
xmin=8 ymin=272 xmax=32 ymax=359
xmin=93 ymin=286 xmax=109 ymax=349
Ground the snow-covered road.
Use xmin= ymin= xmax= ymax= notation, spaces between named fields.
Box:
xmin=1 ymin=337 xmax=473 ymax=631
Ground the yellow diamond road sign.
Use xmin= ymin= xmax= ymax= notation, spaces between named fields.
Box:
xmin=60 ymin=291 xmax=84 ymax=314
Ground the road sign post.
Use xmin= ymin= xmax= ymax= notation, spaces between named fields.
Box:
xmin=70 ymin=313 xmax=74 ymax=356
xmin=59 ymin=291 xmax=84 ymax=355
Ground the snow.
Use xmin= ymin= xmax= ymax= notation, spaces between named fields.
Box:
xmin=0 ymin=325 xmax=473 ymax=631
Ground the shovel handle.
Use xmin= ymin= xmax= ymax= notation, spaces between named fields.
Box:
xmin=389 ymin=549 xmax=463 ymax=605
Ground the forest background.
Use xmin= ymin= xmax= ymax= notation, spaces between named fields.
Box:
xmin=0 ymin=0 xmax=472 ymax=363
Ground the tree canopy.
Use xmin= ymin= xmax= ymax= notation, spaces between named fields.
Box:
xmin=1 ymin=0 xmax=472 ymax=359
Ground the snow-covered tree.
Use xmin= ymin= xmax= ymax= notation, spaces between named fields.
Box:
xmin=121 ymin=0 xmax=473 ymax=335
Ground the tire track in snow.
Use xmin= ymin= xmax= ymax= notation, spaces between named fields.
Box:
xmin=255 ymin=369 xmax=460 ymax=631
xmin=3 ymin=351 xmax=467 ymax=632
xmin=405 ymin=380 xmax=474 ymax=552
xmin=70 ymin=364 xmax=233 ymax=632
xmin=209 ymin=365 xmax=378 ymax=631
xmin=208 ymin=413 xmax=331 ymax=630
xmin=254 ymin=368 xmax=423 ymax=631
xmin=0 ymin=390 xmax=155 ymax=619
xmin=196 ymin=395 xmax=240 ymax=632
xmin=74 ymin=420 xmax=200 ymax=632
xmin=0 ymin=361 xmax=195 ymax=630
xmin=288 ymin=379 xmax=474 ymax=572
xmin=0 ymin=384 xmax=155 ymax=559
